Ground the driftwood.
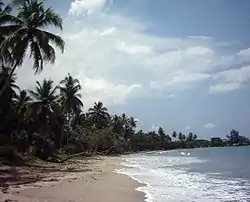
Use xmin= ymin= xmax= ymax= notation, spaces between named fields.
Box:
xmin=49 ymin=152 xmax=90 ymax=163
xmin=96 ymin=145 xmax=115 ymax=156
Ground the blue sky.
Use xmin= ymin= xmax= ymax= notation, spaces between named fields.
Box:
xmin=16 ymin=0 xmax=250 ymax=139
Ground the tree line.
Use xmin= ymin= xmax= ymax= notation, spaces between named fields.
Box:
xmin=0 ymin=1 xmax=249 ymax=164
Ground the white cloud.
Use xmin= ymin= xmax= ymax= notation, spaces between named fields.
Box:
xmin=215 ymin=66 xmax=250 ymax=83
xmin=16 ymin=2 xmax=250 ymax=109
xmin=237 ymin=48 xmax=250 ymax=62
xmin=82 ymin=77 xmax=142 ymax=106
xmin=210 ymin=65 xmax=250 ymax=93
xmin=116 ymin=41 xmax=153 ymax=56
xmin=204 ymin=123 xmax=216 ymax=129
xmin=99 ymin=27 xmax=117 ymax=36
xmin=69 ymin=0 xmax=108 ymax=15
xmin=167 ymin=94 xmax=175 ymax=99
xmin=150 ymin=73 xmax=211 ymax=90
xmin=209 ymin=82 xmax=241 ymax=93
xmin=151 ymin=125 xmax=160 ymax=132
xmin=185 ymin=126 xmax=192 ymax=130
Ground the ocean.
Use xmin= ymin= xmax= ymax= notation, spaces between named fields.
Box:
xmin=116 ymin=147 xmax=250 ymax=202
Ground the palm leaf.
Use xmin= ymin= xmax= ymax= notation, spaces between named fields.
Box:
xmin=42 ymin=30 xmax=64 ymax=52
xmin=38 ymin=7 xmax=63 ymax=30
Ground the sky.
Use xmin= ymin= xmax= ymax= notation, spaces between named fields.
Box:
xmin=14 ymin=0 xmax=250 ymax=139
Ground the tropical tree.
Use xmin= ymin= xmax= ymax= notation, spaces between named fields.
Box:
xmin=158 ymin=127 xmax=165 ymax=141
xmin=0 ymin=0 xmax=65 ymax=97
xmin=0 ymin=66 xmax=19 ymax=134
xmin=88 ymin=102 xmax=110 ymax=129
xmin=172 ymin=131 xmax=177 ymax=139
xmin=128 ymin=117 xmax=137 ymax=129
xmin=14 ymin=90 xmax=32 ymax=114
xmin=0 ymin=1 xmax=13 ymax=65
xmin=28 ymin=79 xmax=59 ymax=135
xmin=178 ymin=132 xmax=184 ymax=141
xmin=59 ymin=73 xmax=83 ymax=129
xmin=187 ymin=132 xmax=193 ymax=141
xmin=111 ymin=115 xmax=123 ymax=134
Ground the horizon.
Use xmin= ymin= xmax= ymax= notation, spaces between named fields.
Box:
xmin=15 ymin=0 xmax=250 ymax=139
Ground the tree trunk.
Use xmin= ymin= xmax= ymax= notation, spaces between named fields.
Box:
xmin=67 ymin=111 xmax=71 ymax=145
xmin=0 ymin=62 xmax=18 ymax=98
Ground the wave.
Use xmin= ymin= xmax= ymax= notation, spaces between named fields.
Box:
xmin=117 ymin=153 xmax=250 ymax=202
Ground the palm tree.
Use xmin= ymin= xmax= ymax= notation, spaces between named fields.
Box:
xmin=178 ymin=132 xmax=183 ymax=141
xmin=28 ymin=79 xmax=59 ymax=136
xmin=111 ymin=115 xmax=123 ymax=134
xmin=59 ymin=73 xmax=83 ymax=129
xmin=128 ymin=117 xmax=137 ymax=129
xmin=0 ymin=65 xmax=19 ymax=132
xmin=88 ymin=102 xmax=110 ymax=129
xmin=172 ymin=131 xmax=177 ymax=140
xmin=158 ymin=127 xmax=165 ymax=141
xmin=0 ymin=2 xmax=13 ymax=66
xmin=0 ymin=0 xmax=64 ymax=97
xmin=14 ymin=89 xmax=32 ymax=115
xmin=187 ymin=132 xmax=193 ymax=141
xmin=193 ymin=134 xmax=197 ymax=140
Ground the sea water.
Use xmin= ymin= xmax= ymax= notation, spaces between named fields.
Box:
xmin=116 ymin=147 xmax=250 ymax=202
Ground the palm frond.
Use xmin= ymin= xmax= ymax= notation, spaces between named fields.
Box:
xmin=38 ymin=7 xmax=63 ymax=30
xmin=42 ymin=30 xmax=64 ymax=52
xmin=29 ymin=89 xmax=40 ymax=100
xmin=29 ymin=41 xmax=43 ymax=73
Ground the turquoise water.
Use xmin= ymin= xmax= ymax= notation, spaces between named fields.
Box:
xmin=117 ymin=147 xmax=250 ymax=202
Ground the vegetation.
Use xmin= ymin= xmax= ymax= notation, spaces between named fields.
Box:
xmin=0 ymin=0 xmax=249 ymax=164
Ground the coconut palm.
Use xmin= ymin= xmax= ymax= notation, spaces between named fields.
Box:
xmin=0 ymin=0 xmax=64 ymax=97
xmin=0 ymin=65 xmax=19 ymax=133
xmin=88 ymin=102 xmax=110 ymax=129
xmin=172 ymin=131 xmax=177 ymax=140
xmin=0 ymin=66 xmax=19 ymax=117
xmin=193 ymin=134 xmax=197 ymax=140
xmin=0 ymin=66 xmax=19 ymax=97
xmin=0 ymin=2 xmax=13 ymax=65
xmin=14 ymin=89 xmax=32 ymax=114
xmin=28 ymin=79 xmax=59 ymax=136
xmin=128 ymin=117 xmax=137 ymax=129
xmin=59 ymin=73 xmax=83 ymax=128
xmin=111 ymin=115 xmax=123 ymax=134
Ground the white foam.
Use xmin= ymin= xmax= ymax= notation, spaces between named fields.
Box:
xmin=117 ymin=153 xmax=250 ymax=202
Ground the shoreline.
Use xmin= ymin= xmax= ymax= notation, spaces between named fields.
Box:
xmin=0 ymin=156 xmax=145 ymax=202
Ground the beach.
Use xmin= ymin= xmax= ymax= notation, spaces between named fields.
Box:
xmin=0 ymin=156 xmax=145 ymax=202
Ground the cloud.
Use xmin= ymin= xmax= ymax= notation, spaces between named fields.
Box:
xmin=16 ymin=1 xmax=250 ymax=109
xmin=210 ymin=65 xmax=250 ymax=93
xmin=151 ymin=125 xmax=160 ymax=132
xmin=237 ymin=48 xmax=250 ymax=62
xmin=209 ymin=82 xmax=241 ymax=93
xmin=99 ymin=27 xmax=117 ymax=36
xmin=69 ymin=0 xmax=108 ymax=15
xmin=150 ymin=73 xmax=211 ymax=91
xmin=167 ymin=94 xmax=175 ymax=99
xmin=116 ymin=41 xmax=153 ymax=56
xmin=185 ymin=126 xmax=192 ymax=130
xmin=82 ymin=77 xmax=142 ymax=105
xmin=204 ymin=123 xmax=216 ymax=129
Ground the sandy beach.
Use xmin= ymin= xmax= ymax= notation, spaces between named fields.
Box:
xmin=0 ymin=156 xmax=145 ymax=202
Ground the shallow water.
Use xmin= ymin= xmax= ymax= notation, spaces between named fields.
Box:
xmin=117 ymin=147 xmax=250 ymax=202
